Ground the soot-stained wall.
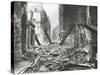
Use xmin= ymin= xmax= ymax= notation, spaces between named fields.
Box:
xmin=63 ymin=5 xmax=87 ymax=33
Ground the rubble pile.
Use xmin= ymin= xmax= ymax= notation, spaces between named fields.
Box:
xmin=22 ymin=42 xmax=90 ymax=73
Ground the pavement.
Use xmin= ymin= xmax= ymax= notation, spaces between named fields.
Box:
xmin=14 ymin=60 xmax=33 ymax=73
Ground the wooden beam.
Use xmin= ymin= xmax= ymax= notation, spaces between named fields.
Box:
xmin=35 ymin=34 xmax=41 ymax=45
xmin=44 ymin=29 xmax=52 ymax=44
xmin=79 ymin=24 xmax=97 ymax=33
xmin=59 ymin=24 xmax=75 ymax=45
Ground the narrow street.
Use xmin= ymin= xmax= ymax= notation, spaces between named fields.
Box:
xmin=11 ymin=2 xmax=97 ymax=74
xmin=16 ymin=42 xmax=93 ymax=73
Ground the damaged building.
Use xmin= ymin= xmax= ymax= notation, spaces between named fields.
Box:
xmin=11 ymin=2 xmax=97 ymax=74
xmin=59 ymin=4 xmax=97 ymax=63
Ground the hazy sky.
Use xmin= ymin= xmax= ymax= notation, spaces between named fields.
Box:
xmin=27 ymin=2 xmax=59 ymax=34
xmin=43 ymin=3 xmax=59 ymax=30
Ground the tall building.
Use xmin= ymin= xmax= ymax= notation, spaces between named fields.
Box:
xmin=12 ymin=2 xmax=28 ymax=62
xmin=41 ymin=9 xmax=51 ymax=44
xmin=59 ymin=4 xmax=63 ymax=32
xmin=59 ymin=4 xmax=97 ymax=62
xmin=52 ymin=25 xmax=59 ymax=41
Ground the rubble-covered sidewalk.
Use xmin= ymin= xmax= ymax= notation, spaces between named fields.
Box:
xmin=18 ymin=42 xmax=92 ymax=73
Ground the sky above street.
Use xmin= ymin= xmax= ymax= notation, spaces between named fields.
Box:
xmin=27 ymin=2 xmax=59 ymax=32
xmin=43 ymin=3 xmax=59 ymax=31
